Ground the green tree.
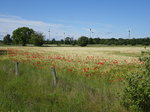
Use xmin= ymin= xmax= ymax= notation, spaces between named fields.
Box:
xmin=64 ymin=37 xmax=73 ymax=44
xmin=51 ymin=38 xmax=56 ymax=44
xmin=93 ymin=38 xmax=100 ymax=44
xmin=72 ymin=39 xmax=77 ymax=46
xmin=30 ymin=32 xmax=44 ymax=46
xmin=88 ymin=38 xmax=94 ymax=44
xmin=12 ymin=27 xmax=34 ymax=46
xmin=60 ymin=39 xmax=64 ymax=44
xmin=78 ymin=36 xmax=88 ymax=46
xmin=3 ymin=34 xmax=12 ymax=45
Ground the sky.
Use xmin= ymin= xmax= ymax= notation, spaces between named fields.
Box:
xmin=0 ymin=0 xmax=150 ymax=40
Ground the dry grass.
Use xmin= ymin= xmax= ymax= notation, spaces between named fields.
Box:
xmin=1 ymin=46 xmax=149 ymax=58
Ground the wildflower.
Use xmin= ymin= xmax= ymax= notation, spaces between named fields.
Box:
xmin=87 ymin=67 xmax=90 ymax=70
xmin=96 ymin=62 xmax=105 ymax=65
xmin=68 ymin=69 xmax=73 ymax=72
xmin=84 ymin=68 xmax=87 ymax=72
xmin=113 ymin=59 xmax=119 ymax=64
xmin=94 ymin=67 xmax=97 ymax=70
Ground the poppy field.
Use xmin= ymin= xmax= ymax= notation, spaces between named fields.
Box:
xmin=0 ymin=46 xmax=149 ymax=112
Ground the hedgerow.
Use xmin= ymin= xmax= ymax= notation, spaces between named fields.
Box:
xmin=122 ymin=50 xmax=150 ymax=112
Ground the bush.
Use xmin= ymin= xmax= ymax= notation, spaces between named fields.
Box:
xmin=122 ymin=51 xmax=150 ymax=112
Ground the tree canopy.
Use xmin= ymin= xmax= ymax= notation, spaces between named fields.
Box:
xmin=30 ymin=32 xmax=44 ymax=46
xmin=3 ymin=34 xmax=12 ymax=45
xmin=64 ymin=37 xmax=73 ymax=45
xmin=78 ymin=36 xmax=88 ymax=46
xmin=12 ymin=27 xmax=34 ymax=46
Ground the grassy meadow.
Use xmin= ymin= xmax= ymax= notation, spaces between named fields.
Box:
xmin=0 ymin=46 xmax=149 ymax=112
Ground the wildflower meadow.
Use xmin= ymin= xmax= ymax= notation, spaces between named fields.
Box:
xmin=0 ymin=46 xmax=149 ymax=112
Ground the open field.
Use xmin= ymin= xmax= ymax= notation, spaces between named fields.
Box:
xmin=0 ymin=46 xmax=149 ymax=112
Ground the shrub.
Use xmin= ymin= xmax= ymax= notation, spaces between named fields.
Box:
xmin=122 ymin=51 xmax=150 ymax=112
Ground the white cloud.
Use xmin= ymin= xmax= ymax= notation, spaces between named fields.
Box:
xmin=0 ymin=14 xmax=67 ymax=40
xmin=0 ymin=14 xmax=129 ymax=40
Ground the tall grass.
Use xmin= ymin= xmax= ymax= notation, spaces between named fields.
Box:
xmin=0 ymin=58 xmax=128 ymax=111
xmin=0 ymin=46 xmax=147 ymax=112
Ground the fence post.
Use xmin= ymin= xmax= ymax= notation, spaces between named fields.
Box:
xmin=15 ymin=62 xmax=19 ymax=75
xmin=51 ymin=67 xmax=57 ymax=88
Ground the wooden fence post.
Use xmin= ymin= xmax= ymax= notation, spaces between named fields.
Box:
xmin=15 ymin=62 xmax=19 ymax=75
xmin=51 ymin=67 xmax=57 ymax=88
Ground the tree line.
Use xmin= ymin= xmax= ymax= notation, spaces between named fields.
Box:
xmin=45 ymin=37 xmax=150 ymax=46
xmin=2 ymin=27 xmax=150 ymax=46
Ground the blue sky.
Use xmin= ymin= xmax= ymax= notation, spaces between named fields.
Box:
xmin=0 ymin=0 xmax=150 ymax=40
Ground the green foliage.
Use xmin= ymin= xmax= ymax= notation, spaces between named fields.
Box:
xmin=122 ymin=51 xmax=150 ymax=112
xmin=51 ymin=38 xmax=56 ymax=44
xmin=78 ymin=36 xmax=88 ymax=47
xmin=140 ymin=51 xmax=150 ymax=73
xmin=64 ymin=37 xmax=75 ymax=45
xmin=30 ymin=32 xmax=44 ymax=46
xmin=0 ymin=58 xmax=128 ymax=112
xmin=12 ymin=27 xmax=34 ymax=46
xmin=3 ymin=34 xmax=12 ymax=45
xmin=64 ymin=37 xmax=72 ymax=44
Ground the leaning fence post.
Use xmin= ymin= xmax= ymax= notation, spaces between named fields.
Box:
xmin=51 ymin=67 xmax=57 ymax=88
xmin=15 ymin=62 xmax=19 ymax=75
